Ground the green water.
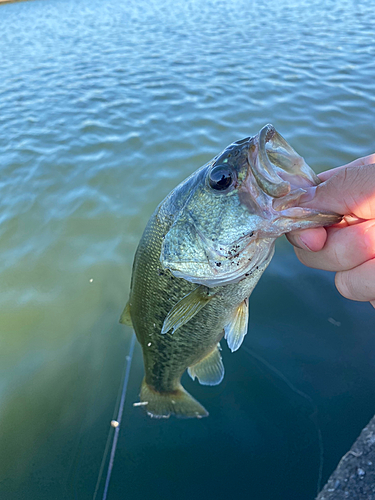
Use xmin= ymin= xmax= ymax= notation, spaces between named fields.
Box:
xmin=0 ymin=0 xmax=374 ymax=498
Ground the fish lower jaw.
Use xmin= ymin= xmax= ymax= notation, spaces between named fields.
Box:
xmin=266 ymin=208 xmax=342 ymax=234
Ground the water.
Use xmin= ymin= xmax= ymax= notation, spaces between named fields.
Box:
xmin=0 ymin=0 xmax=374 ymax=498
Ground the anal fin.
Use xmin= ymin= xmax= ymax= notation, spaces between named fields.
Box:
xmin=161 ymin=285 xmax=214 ymax=334
xmin=224 ymin=299 xmax=249 ymax=352
xmin=188 ymin=343 xmax=224 ymax=386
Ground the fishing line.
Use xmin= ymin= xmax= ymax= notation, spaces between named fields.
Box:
xmin=93 ymin=347 xmax=127 ymax=500
xmin=242 ymin=344 xmax=324 ymax=495
xmin=93 ymin=332 xmax=136 ymax=500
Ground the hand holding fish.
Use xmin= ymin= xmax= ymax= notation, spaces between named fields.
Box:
xmin=287 ymin=154 xmax=375 ymax=308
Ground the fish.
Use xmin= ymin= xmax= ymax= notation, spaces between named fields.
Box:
xmin=120 ymin=124 xmax=341 ymax=419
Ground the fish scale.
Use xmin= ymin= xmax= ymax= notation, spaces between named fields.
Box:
xmin=121 ymin=124 xmax=341 ymax=418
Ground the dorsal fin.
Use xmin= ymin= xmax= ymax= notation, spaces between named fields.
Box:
xmin=188 ymin=343 xmax=224 ymax=386
xmin=119 ymin=301 xmax=133 ymax=327
xmin=161 ymin=285 xmax=215 ymax=334
xmin=224 ymin=299 xmax=249 ymax=352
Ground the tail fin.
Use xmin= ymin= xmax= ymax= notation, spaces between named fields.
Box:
xmin=139 ymin=379 xmax=208 ymax=419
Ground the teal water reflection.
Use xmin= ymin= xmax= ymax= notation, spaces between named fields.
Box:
xmin=0 ymin=0 xmax=374 ymax=498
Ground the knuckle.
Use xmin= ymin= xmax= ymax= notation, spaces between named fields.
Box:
xmin=331 ymin=244 xmax=346 ymax=270
xmin=344 ymin=166 xmax=375 ymax=217
xmin=359 ymin=222 xmax=375 ymax=260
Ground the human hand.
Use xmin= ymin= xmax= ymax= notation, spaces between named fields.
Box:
xmin=286 ymin=154 xmax=375 ymax=308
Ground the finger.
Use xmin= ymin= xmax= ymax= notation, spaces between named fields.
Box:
xmin=298 ymin=164 xmax=375 ymax=219
xmin=335 ymin=258 xmax=375 ymax=302
xmin=286 ymin=227 xmax=327 ymax=252
xmin=286 ymin=216 xmax=363 ymax=253
xmin=294 ymin=220 xmax=375 ymax=272
xmin=318 ymin=154 xmax=375 ymax=182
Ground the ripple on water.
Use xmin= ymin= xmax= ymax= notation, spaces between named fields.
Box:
xmin=0 ymin=0 xmax=375 ymax=498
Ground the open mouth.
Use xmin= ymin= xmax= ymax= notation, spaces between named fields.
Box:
xmin=248 ymin=124 xmax=321 ymax=199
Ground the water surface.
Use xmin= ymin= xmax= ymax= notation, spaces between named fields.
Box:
xmin=0 ymin=0 xmax=375 ymax=499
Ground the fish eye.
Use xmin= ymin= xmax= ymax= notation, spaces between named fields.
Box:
xmin=208 ymin=165 xmax=235 ymax=191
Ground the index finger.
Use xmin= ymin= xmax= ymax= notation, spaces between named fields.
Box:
xmin=318 ymin=153 xmax=375 ymax=182
xmin=294 ymin=220 xmax=375 ymax=272
xmin=299 ymin=163 xmax=375 ymax=220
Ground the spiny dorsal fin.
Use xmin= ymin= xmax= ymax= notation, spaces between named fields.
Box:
xmin=119 ymin=301 xmax=133 ymax=327
xmin=224 ymin=299 xmax=249 ymax=352
xmin=161 ymin=285 xmax=214 ymax=334
xmin=188 ymin=343 xmax=224 ymax=386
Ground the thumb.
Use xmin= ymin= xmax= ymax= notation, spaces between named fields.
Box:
xmin=298 ymin=164 xmax=375 ymax=220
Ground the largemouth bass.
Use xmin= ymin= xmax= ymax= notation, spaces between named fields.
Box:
xmin=120 ymin=124 xmax=340 ymax=419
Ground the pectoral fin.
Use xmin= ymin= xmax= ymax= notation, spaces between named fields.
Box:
xmin=119 ymin=301 xmax=133 ymax=327
xmin=224 ymin=299 xmax=249 ymax=352
xmin=161 ymin=285 xmax=214 ymax=334
xmin=188 ymin=344 xmax=224 ymax=386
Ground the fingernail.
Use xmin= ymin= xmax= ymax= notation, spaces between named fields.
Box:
xmin=298 ymin=235 xmax=314 ymax=251
xmin=288 ymin=233 xmax=313 ymax=251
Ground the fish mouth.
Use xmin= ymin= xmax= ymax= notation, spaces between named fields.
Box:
xmin=161 ymin=125 xmax=342 ymax=290
xmin=244 ymin=124 xmax=342 ymax=230
xmin=247 ymin=124 xmax=321 ymax=199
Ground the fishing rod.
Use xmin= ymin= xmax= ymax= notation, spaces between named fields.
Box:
xmin=93 ymin=332 xmax=136 ymax=500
